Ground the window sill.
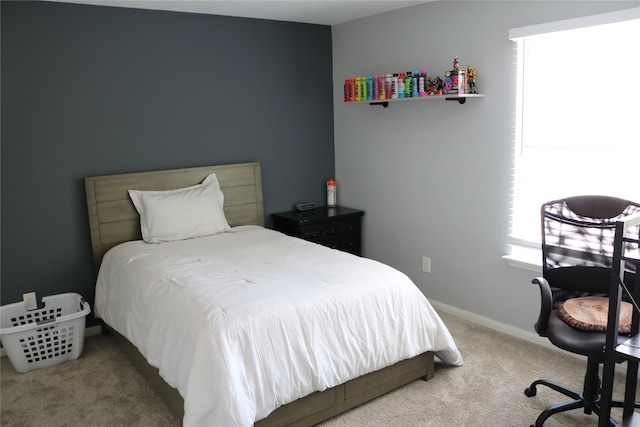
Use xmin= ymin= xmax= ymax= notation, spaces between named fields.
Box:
xmin=503 ymin=244 xmax=542 ymax=274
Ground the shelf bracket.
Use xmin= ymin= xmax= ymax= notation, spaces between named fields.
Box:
xmin=445 ymin=97 xmax=466 ymax=104
xmin=369 ymin=101 xmax=389 ymax=108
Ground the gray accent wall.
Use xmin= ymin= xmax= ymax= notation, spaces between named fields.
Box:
xmin=332 ymin=1 xmax=636 ymax=333
xmin=1 ymin=1 xmax=334 ymax=318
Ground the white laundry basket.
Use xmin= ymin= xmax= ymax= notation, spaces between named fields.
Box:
xmin=0 ymin=293 xmax=91 ymax=373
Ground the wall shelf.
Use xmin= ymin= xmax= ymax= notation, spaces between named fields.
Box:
xmin=348 ymin=93 xmax=485 ymax=108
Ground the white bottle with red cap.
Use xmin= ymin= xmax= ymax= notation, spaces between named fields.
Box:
xmin=327 ymin=179 xmax=337 ymax=207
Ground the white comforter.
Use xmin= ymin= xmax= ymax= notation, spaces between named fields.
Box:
xmin=95 ymin=226 xmax=462 ymax=426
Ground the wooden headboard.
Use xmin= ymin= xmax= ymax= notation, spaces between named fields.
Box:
xmin=85 ymin=162 xmax=264 ymax=270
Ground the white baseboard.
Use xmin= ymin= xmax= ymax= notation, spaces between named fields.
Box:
xmin=85 ymin=325 xmax=102 ymax=337
xmin=430 ymin=300 xmax=561 ymax=352
xmin=0 ymin=325 xmax=102 ymax=359
xmin=430 ymin=299 xmax=633 ymax=376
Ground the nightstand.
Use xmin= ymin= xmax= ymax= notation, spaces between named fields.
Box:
xmin=271 ymin=206 xmax=364 ymax=255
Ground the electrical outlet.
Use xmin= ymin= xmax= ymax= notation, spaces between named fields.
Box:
xmin=422 ymin=256 xmax=431 ymax=273
xmin=23 ymin=292 xmax=38 ymax=311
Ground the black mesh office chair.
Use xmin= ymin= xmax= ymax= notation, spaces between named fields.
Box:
xmin=525 ymin=195 xmax=640 ymax=427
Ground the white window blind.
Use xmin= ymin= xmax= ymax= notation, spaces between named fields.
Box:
xmin=507 ymin=8 xmax=640 ymax=266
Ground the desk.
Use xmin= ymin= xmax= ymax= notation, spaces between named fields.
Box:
xmin=617 ymin=335 xmax=640 ymax=361
xmin=616 ymin=335 xmax=640 ymax=426
xmin=599 ymin=213 xmax=640 ymax=427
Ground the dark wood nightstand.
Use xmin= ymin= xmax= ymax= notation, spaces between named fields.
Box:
xmin=271 ymin=206 xmax=364 ymax=255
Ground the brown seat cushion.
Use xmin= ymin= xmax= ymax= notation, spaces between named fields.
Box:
xmin=558 ymin=296 xmax=633 ymax=334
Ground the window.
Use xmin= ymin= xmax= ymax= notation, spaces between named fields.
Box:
xmin=506 ymin=8 xmax=640 ymax=270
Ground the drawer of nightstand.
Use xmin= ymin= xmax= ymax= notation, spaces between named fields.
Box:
xmin=316 ymin=235 xmax=360 ymax=254
xmin=300 ymin=227 xmax=323 ymax=240
xmin=322 ymin=225 xmax=340 ymax=237
xmin=341 ymin=223 xmax=358 ymax=234
xmin=327 ymin=219 xmax=359 ymax=233
xmin=301 ymin=220 xmax=359 ymax=239
xmin=335 ymin=237 xmax=359 ymax=252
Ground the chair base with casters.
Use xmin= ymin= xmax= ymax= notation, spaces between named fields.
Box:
xmin=524 ymin=357 xmax=628 ymax=427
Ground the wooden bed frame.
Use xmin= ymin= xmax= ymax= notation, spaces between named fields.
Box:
xmin=85 ymin=162 xmax=434 ymax=426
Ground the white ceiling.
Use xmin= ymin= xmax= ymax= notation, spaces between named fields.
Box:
xmin=46 ymin=1 xmax=433 ymax=26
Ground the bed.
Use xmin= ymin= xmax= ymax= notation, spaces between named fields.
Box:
xmin=85 ymin=162 xmax=463 ymax=426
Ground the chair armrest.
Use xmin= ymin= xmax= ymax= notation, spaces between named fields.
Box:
xmin=532 ymin=277 xmax=553 ymax=337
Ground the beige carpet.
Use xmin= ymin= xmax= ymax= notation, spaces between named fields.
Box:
xmin=0 ymin=311 xmax=634 ymax=426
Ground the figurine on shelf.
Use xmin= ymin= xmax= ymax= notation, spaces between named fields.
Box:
xmin=427 ymin=77 xmax=435 ymax=95
xmin=435 ymin=76 xmax=445 ymax=95
xmin=426 ymin=76 xmax=444 ymax=95
xmin=438 ymin=77 xmax=446 ymax=94
xmin=453 ymin=56 xmax=459 ymax=70
xmin=467 ymin=65 xmax=477 ymax=94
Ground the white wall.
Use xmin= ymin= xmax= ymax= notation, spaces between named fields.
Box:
xmin=332 ymin=1 xmax=637 ymax=333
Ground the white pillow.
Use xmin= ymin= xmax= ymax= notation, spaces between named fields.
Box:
xmin=128 ymin=173 xmax=230 ymax=243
